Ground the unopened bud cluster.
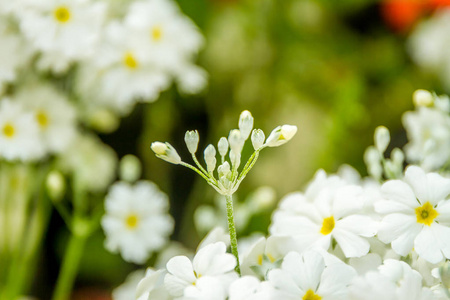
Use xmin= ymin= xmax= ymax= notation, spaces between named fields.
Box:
xmin=364 ymin=125 xmax=404 ymax=180
xmin=151 ymin=110 xmax=297 ymax=195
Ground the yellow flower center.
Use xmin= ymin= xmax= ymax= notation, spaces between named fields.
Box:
xmin=123 ymin=52 xmax=138 ymax=69
xmin=303 ymin=289 xmax=322 ymax=300
xmin=36 ymin=111 xmax=49 ymax=128
xmin=151 ymin=26 xmax=163 ymax=41
xmin=415 ymin=201 xmax=438 ymax=226
xmin=125 ymin=214 xmax=139 ymax=229
xmin=2 ymin=123 xmax=15 ymax=138
xmin=320 ymin=216 xmax=335 ymax=235
xmin=54 ymin=6 xmax=71 ymax=23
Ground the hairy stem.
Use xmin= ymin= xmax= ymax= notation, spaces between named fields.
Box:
xmin=225 ymin=195 xmax=241 ymax=275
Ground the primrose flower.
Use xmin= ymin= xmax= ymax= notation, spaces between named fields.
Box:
xmin=376 ymin=166 xmax=450 ymax=263
xmin=164 ymin=242 xmax=237 ymax=297
xmin=101 ymin=181 xmax=174 ymax=264
xmin=268 ymin=250 xmax=356 ymax=300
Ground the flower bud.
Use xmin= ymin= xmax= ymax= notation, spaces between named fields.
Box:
xmin=264 ymin=125 xmax=297 ymax=147
xmin=119 ymin=154 xmax=141 ymax=182
xmin=391 ymin=148 xmax=404 ymax=166
xmin=218 ymin=137 xmax=228 ymax=158
xmin=251 ymin=129 xmax=265 ymax=150
xmin=229 ymin=150 xmax=241 ymax=169
xmin=184 ymin=130 xmax=200 ymax=154
xmin=364 ymin=146 xmax=382 ymax=180
xmin=374 ymin=126 xmax=390 ymax=154
xmin=228 ymin=129 xmax=244 ymax=154
xmin=218 ymin=161 xmax=231 ymax=179
xmin=46 ymin=170 xmax=66 ymax=202
xmin=238 ymin=110 xmax=254 ymax=140
xmin=204 ymin=144 xmax=217 ymax=172
xmin=151 ymin=142 xmax=181 ymax=165
xmin=413 ymin=89 xmax=433 ymax=107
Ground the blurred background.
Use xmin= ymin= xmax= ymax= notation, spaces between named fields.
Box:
xmin=2 ymin=0 xmax=450 ymax=298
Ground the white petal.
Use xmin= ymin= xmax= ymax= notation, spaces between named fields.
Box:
xmin=381 ymin=180 xmax=418 ymax=208
xmin=166 ymin=255 xmax=195 ymax=283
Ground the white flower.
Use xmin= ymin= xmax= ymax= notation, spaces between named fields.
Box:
xmin=402 ymin=106 xmax=450 ymax=171
xmin=112 ymin=269 xmax=145 ymax=300
xmin=182 ymin=276 xmax=227 ymax=300
xmin=0 ymin=22 xmax=32 ymax=93
xmin=408 ymin=9 xmax=450 ymax=72
xmin=17 ymin=0 xmax=106 ymax=73
xmin=349 ymin=259 xmax=434 ymax=300
xmin=102 ymin=181 xmax=174 ymax=264
xmin=16 ymin=84 xmax=77 ymax=154
xmin=76 ymin=0 xmax=205 ymax=115
xmin=268 ymin=250 xmax=356 ymax=300
xmin=376 ymin=166 xmax=450 ymax=263
xmin=240 ymin=236 xmax=286 ymax=277
xmin=124 ymin=0 xmax=204 ymax=72
xmin=228 ymin=276 xmax=274 ymax=300
xmin=270 ymin=172 xmax=378 ymax=258
xmin=164 ymin=242 xmax=237 ymax=297
xmin=0 ymin=98 xmax=45 ymax=161
xmin=76 ymin=20 xmax=170 ymax=114
xmin=136 ymin=269 xmax=173 ymax=300
xmin=57 ymin=133 xmax=117 ymax=192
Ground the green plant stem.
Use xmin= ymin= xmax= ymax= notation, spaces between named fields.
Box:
xmin=225 ymin=195 xmax=241 ymax=275
xmin=52 ymin=227 xmax=89 ymax=300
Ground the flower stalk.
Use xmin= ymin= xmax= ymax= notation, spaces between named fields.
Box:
xmin=151 ymin=110 xmax=297 ymax=277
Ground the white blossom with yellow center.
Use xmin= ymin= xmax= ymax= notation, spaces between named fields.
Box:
xmin=268 ymin=250 xmax=356 ymax=300
xmin=0 ymin=98 xmax=44 ymax=161
xmin=16 ymin=84 xmax=77 ymax=155
xmin=164 ymin=242 xmax=237 ymax=298
xmin=101 ymin=181 xmax=174 ymax=264
xmin=16 ymin=0 xmax=106 ymax=73
xmin=376 ymin=165 xmax=450 ymax=264
xmin=270 ymin=170 xmax=378 ymax=258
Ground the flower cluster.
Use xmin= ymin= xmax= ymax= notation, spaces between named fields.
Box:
xmin=127 ymin=90 xmax=450 ymax=300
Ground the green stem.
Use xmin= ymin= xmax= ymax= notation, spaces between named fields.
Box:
xmin=225 ymin=195 xmax=241 ymax=275
xmin=52 ymin=226 xmax=89 ymax=300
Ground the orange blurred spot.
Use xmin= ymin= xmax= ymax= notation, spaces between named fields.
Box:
xmin=381 ymin=0 xmax=427 ymax=32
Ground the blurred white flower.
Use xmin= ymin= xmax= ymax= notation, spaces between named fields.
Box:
xmin=76 ymin=0 xmax=206 ymax=115
xmin=16 ymin=84 xmax=77 ymax=154
xmin=376 ymin=166 xmax=450 ymax=264
xmin=408 ymin=9 xmax=450 ymax=88
xmin=0 ymin=98 xmax=45 ymax=161
xmin=112 ymin=269 xmax=145 ymax=300
xmin=403 ymin=106 xmax=450 ymax=171
xmin=57 ymin=133 xmax=117 ymax=192
xmin=164 ymin=242 xmax=237 ymax=298
xmin=16 ymin=0 xmax=106 ymax=72
xmin=0 ymin=22 xmax=33 ymax=94
xmin=136 ymin=268 xmax=172 ymax=300
xmin=102 ymin=181 xmax=174 ymax=264
xmin=349 ymin=259 xmax=434 ymax=300
xmin=268 ymin=250 xmax=356 ymax=300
